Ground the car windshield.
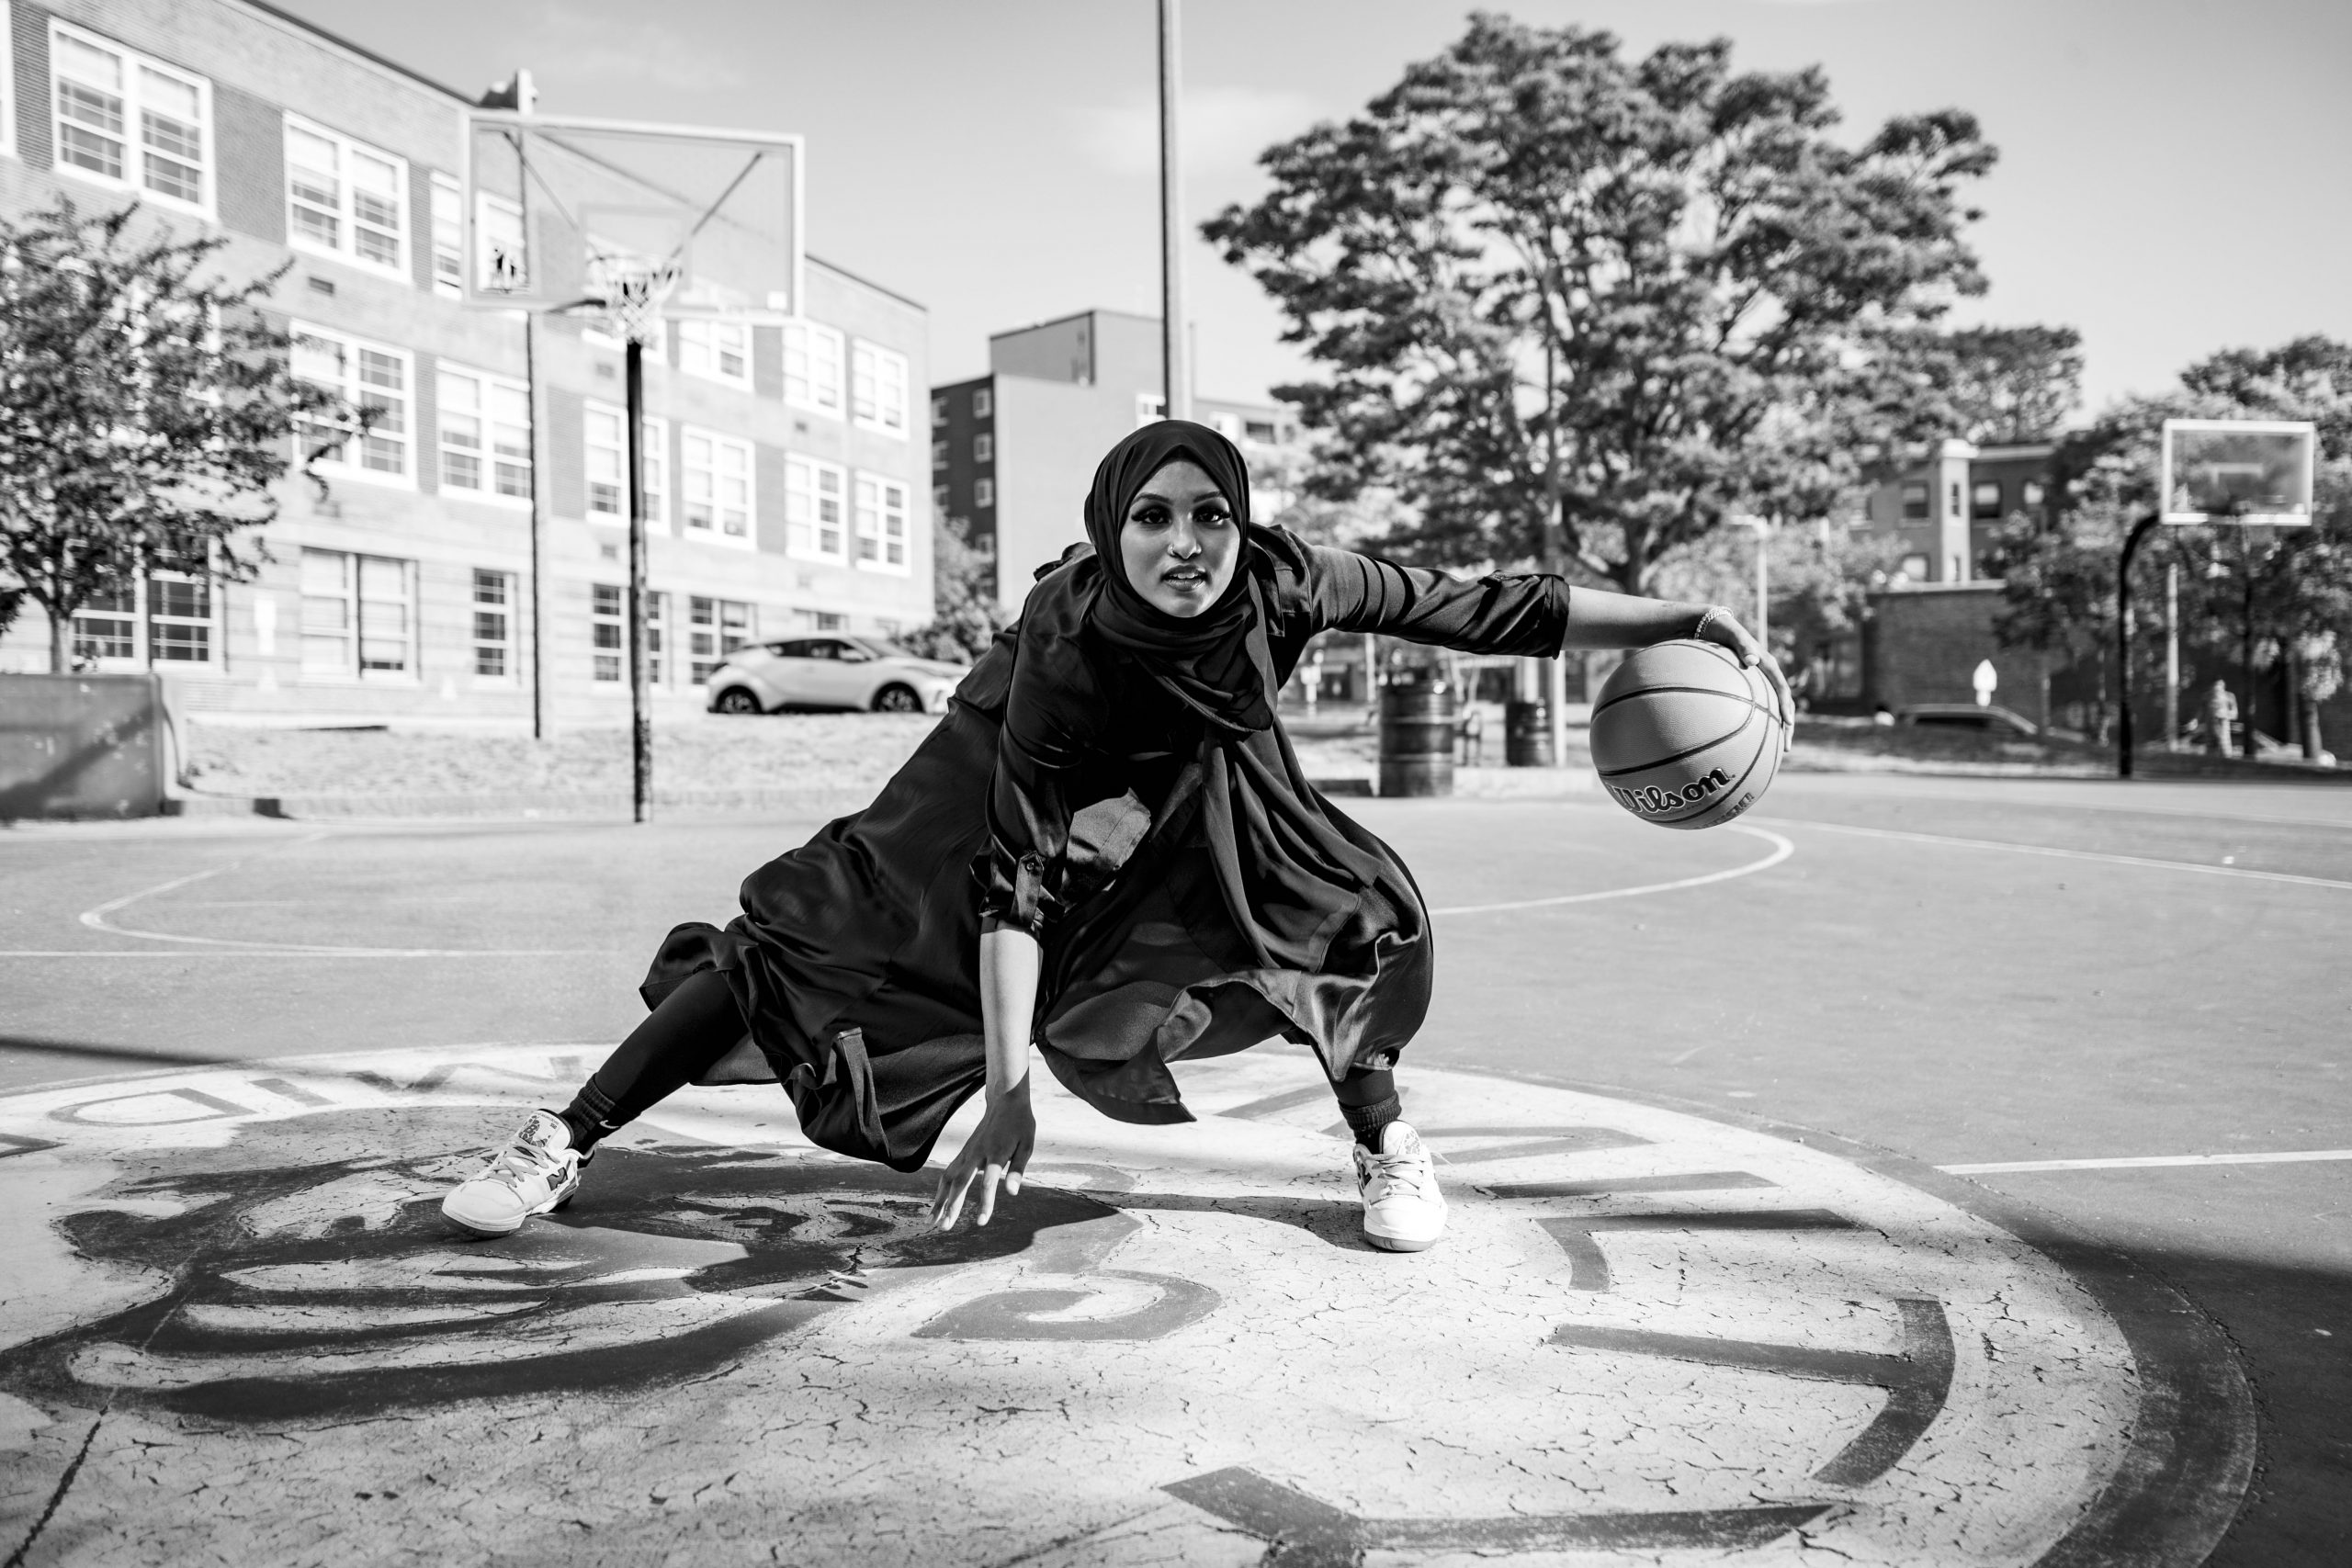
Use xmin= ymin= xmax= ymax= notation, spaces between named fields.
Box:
xmin=855 ymin=637 xmax=916 ymax=660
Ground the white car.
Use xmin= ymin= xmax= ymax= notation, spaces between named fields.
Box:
xmin=706 ymin=636 xmax=968 ymax=716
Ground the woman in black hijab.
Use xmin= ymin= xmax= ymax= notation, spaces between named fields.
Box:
xmin=441 ymin=421 xmax=1786 ymax=1253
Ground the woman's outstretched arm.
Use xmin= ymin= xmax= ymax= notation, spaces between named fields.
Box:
xmin=1560 ymin=584 xmax=1794 ymax=722
xmin=929 ymin=926 xmax=1040 ymax=1229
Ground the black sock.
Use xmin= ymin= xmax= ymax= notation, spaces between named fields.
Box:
xmin=1335 ymin=1068 xmax=1401 ymax=1150
xmin=556 ymin=969 xmax=748 ymax=1155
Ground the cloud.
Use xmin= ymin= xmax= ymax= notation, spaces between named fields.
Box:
xmin=1068 ymin=85 xmax=1323 ymax=178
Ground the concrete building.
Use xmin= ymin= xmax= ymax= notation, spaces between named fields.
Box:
xmin=0 ymin=0 xmax=931 ymax=728
xmin=1857 ymin=438 xmax=2058 ymax=586
xmin=931 ymin=308 xmax=1302 ymax=611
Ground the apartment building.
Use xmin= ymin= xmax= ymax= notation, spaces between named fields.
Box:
xmin=0 ymin=0 xmax=931 ymax=728
xmin=1857 ymin=437 xmax=2059 ymax=586
xmin=931 ymin=309 xmax=1301 ymax=613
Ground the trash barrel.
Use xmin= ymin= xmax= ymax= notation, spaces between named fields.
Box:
xmin=1379 ymin=677 xmax=1456 ymax=797
xmin=1504 ymin=699 xmax=1554 ymax=767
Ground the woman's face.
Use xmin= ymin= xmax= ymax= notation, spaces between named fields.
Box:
xmin=1120 ymin=458 xmax=1239 ymax=618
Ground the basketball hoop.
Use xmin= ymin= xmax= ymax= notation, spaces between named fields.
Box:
xmin=591 ymin=256 xmax=682 ymax=346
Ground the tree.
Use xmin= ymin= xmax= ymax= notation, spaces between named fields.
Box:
xmin=1647 ymin=520 xmax=1905 ymax=703
xmin=1204 ymin=14 xmax=1996 ymax=592
xmin=0 ymin=199 xmax=351 ymax=672
xmin=902 ymin=513 xmax=1008 ymax=664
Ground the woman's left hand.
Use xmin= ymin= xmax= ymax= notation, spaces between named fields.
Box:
xmin=1690 ymin=608 xmax=1795 ymax=741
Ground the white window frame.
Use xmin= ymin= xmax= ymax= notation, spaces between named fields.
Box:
xmin=291 ymin=321 xmax=414 ymax=488
xmin=145 ymin=570 xmax=217 ymax=666
xmin=850 ymin=341 xmax=908 ymax=437
xmin=590 ymin=582 xmax=626 ymax=685
xmin=429 ymin=173 xmax=464 ymax=299
xmin=854 ymin=473 xmax=910 ymax=575
xmin=283 ymin=114 xmax=409 ymax=281
xmin=687 ymin=595 xmax=754 ymax=685
xmin=784 ymin=320 xmax=844 ymax=417
xmin=436 ymin=364 xmax=531 ymax=505
xmin=929 ymin=395 xmax=946 ymax=424
xmin=585 ymin=405 xmax=668 ymax=525
xmin=680 ymin=427 xmax=755 ymax=547
xmin=785 ymin=454 xmax=849 ymax=565
xmin=299 ymin=547 xmax=415 ymax=682
xmin=71 ymin=582 xmax=140 ymax=667
xmin=672 ymin=319 xmax=752 ymax=390
xmin=50 ymin=21 xmax=211 ymax=217
xmin=974 ymin=433 xmax=993 ymax=463
xmin=930 ymin=439 xmax=946 ymax=470
xmin=973 ymin=387 xmax=992 ymax=418
xmin=644 ymin=589 xmax=671 ymax=688
xmin=470 ymin=568 xmax=515 ymax=682
xmin=974 ymin=477 xmax=995 ymax=510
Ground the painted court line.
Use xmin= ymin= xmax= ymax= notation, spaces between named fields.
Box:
xmin=1431 ymin=825 xmax=1793 ymax=915
xmin=1775 ymin=818 xmax=2352 ymax=892
xmin=1941 ymin=1149 xmax=2352 ymax=1175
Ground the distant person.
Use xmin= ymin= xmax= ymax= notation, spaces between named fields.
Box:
xmin=2202 ymin=680 xmax=2239 ymax=757
xmin=438 ymin=421 xmax=1790 ymax=1255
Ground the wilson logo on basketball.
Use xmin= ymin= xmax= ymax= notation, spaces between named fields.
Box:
xmin=1613 ymin=767 xmax=1735 ymax=816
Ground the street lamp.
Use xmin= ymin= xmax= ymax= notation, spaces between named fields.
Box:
xmin=1730 ymin=514 xmax=1770 ymax=650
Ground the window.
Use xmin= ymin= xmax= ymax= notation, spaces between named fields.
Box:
xmin=973 ymin=388 xmax=992 ymax=418
xmin=585 ymin=406 xmax=667 ymax=524
xmin=477 ymin=195 xmax=526 ymax=293
xmin=974 ymin=434 xmax=993 ymax=463
xmin=795 ymin=609 xmax=847 ymax=632
xmin=931 ymin=439 xmax=947 ymax=469
xmin=285 ymin=118 xmax=406 ymax=276
xmin=854 ymin=474 xmax=910 ymax=573
xmin=674 ymin=320 xmax=751 ymax=389
xmin=430 ymin=174 xmax=463 ymax=299
xmin=1897 ymin=553 xmax=1929 ymax=581
xmin=73 ymin=586 xmax=136 ymax=664
xmin=52 ymin=23 xmax=209 ymax=213
xmin=784 ymin=321 xmax=843 ymax=415
xmin=1972 ymin=480 xmax=2004 ymax=520
xmin=1136 ymin=392 xmax=1165 ymax=427
xmin=974 ymin=478 xmax=994 ymax=509
xmin=851 ymin=342 xmax=907 ymax=435
xmin=471 ymin=570 xmax=514 ymax=679
xmin=645 ymin=591 xmax=669 ymax=686
xmin=438 ymin=367 xmax=530 ymax=500
xmin=1245 ymin=420 xmax=1277 ymax=443
xmin=785 ymin=455 xmax=848 ymax=562
xmin=300 ymin=548 xmax=413 ymax=677
xmin=292 ymin=324 xmax=412 ymax=483
xmin=933 ymin=484 xmax=948 ymax=510
xmin=1899 ymin=481 xmax=1929 ymax=522
xmin=591 ymin=583 xmax=628 ymax=683
xmin=682 ymin=428 xmax=753 ymax=543
xmin=689 ymin=596 xmax=753 ymax=683
xmin=930 ymin=395 xmax=946 ymax=423
xmin=148 ymin=575 xmax=212 ymax=662
xmin=2021 ymin=480 xmax=2047 ymax=510
xmin=1948 ymin=482 xmax=1962 ymax=518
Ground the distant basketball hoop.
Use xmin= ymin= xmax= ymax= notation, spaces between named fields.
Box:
xmin=2159 ymin=419 xmax=2317 ymax=525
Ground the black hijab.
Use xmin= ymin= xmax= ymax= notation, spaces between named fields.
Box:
xmin=1080 ymin=420 xmax=1274 ymax=735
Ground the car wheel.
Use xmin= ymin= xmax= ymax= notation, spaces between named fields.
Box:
xmin=872 ymin=683 xmax=922 ymax=715
xmin=714 ymin=687 xmax=763 ymax=716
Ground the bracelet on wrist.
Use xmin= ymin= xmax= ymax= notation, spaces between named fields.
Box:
xmin=1692 ymin=605 xmax=1729 ymax=640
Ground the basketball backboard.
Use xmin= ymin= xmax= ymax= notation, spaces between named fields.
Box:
xmin=461 ymin=111 xmax=801 ymax=326
xmin=2159 ymin=419 xmax=2316 ymax=525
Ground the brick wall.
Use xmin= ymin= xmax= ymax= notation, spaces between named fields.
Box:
xmin=1864 ymin=585 xmax=2047 ymax=716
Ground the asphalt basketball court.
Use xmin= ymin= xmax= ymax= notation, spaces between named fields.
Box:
xmin=3 ymin=770 xmax=2346 ymax=1565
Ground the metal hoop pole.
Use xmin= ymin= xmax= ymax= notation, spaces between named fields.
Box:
xmin=2117 ymin=512 xmax=2159 ymax=779
xmin=626 ymin=335 xmax=651 ymax=824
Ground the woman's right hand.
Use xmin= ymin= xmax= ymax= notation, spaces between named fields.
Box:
xmin=930 ymin=1077 xmax=1036 ymax=1230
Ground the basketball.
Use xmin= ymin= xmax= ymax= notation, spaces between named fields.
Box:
xmin=1589 ymin=639 xmax=1785 ymax=829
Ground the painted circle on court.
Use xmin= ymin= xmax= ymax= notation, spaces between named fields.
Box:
xmin=0 ymin=1044 xmax=2245 ymax=1567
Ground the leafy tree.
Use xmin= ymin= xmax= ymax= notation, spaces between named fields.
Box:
xmin=902 ymin=513 xmax=1007 ymax=664
xmin=0 ymin=199 xmax=352 ymax=672
xmin=1204 ymin=14 xmax=1996 ymax=592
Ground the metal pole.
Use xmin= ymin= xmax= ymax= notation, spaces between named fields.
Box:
xmin=625 ymin=336 xmax=651 ymax=823
xmin=1157 ymin=0 xmax=1190 ymax=423
xmin=526 ymin=313 xmax=546 ymax=741
xmin=1754 ymin=524 xmax=1770 ymax=653
xmin=2116 ymin=512 xmax=2159 ymax=778
xmin=2163 ymin=559 xmax=2178 ymax=750
xmin=1542 ymin=337 xmax=1567 ymax=768
xmin=2241 ymin=531 xmax=2257 ymax=751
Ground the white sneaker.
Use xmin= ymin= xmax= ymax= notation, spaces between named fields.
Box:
xmin=441 ymin=1110 xmax=586 ymax=1237
xmin=1353 ymin=1121 xmax=1446 ymax=1252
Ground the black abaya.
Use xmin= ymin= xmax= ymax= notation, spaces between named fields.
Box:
xmin=642 ymin=526 xmax=1569 ymax=1174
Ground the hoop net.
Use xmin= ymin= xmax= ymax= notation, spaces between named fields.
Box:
xmin=593 ymin=255 xmax=682 ymax=344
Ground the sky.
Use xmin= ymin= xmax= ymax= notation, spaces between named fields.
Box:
xmin=279 ymin=0 xmax=2352 ymax=421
